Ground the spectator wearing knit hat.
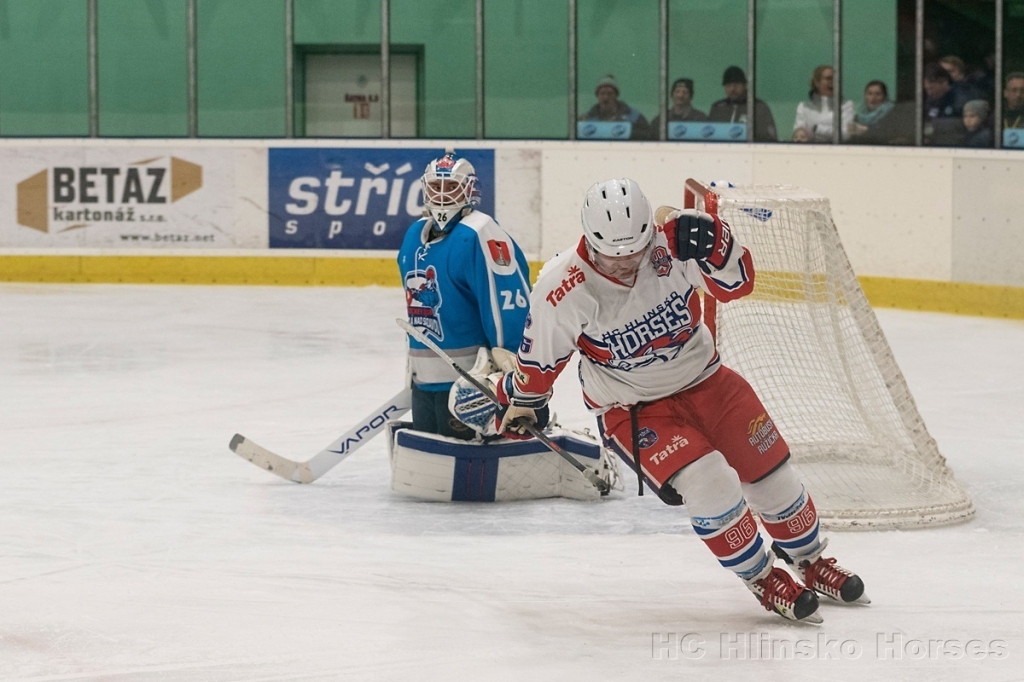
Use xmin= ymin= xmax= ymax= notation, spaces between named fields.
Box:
xmin=708 ymin=66 xmax=778 ymax=141
xmin=579 ymin=74 xmax=653 ymax=140
xmin=961 ymin=99 xmax=993 ymax=148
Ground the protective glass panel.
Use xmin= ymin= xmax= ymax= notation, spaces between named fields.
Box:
xmin=922 ymin=0 xmax=996 ymax=148
xmin=756 ymin=0 xmax=835 ymax=144
xmin=1002 ymin=0 xmax=1024 ymax=148
xmin=0 ymin=0 xmax=89 ymax=136
xmin=98 ymin=0 xmax=188 ymax=137
xmin=484 ymin=0 xmax=570 ymax=139
xmin=666 ymin=0 xmax=750 ymax=143
xmin=841 ymin=0 xmax=915 ymax=146
xmin=390 ymin=0 xmax=475 ymax=139
xmin=294 ymin=0 xmax=390 ymax=138
xmin=197 ymin=0 xmax=286 ymax=137
xmin=576 ymin=0 xmax=660 ymax=141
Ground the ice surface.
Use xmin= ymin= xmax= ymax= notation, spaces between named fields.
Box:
xmin=1 ymin=284 xmax=1022 ymax=681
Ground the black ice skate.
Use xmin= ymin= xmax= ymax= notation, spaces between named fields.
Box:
xmin=743 ymin=554 xmax=822 ymax=624
xmin=772 ymin=539 xmax=870 ymax=605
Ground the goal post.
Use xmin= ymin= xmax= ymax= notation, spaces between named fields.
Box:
xmin=684 ymin=179 xmax=974 ymax=530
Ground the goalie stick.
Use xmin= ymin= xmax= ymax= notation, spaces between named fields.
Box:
xmin=229 ymin=388 xmax=412 ymax=484
xmin=396 ymin=318 xmax=610 ymax=495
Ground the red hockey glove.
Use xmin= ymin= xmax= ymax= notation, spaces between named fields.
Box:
xmin=493 ymin=372 xmax=550 ymax=441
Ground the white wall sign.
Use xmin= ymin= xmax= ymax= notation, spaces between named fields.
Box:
xmin=0 ymin=147 xmax=248 ymax=249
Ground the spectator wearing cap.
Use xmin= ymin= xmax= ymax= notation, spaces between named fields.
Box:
xmin=961 ymin=99 xmax=993 ymax=148
xmin=793 ymin=65 xmax=855 ymax=143
xmin=579 ymin=74 xmax=653 ymax=140
xmin=708 ymin=66 xmax=778 ymax=141
xmin=1003 ymin=72 xmax=1024 ymax=131
xmin=650 ymin=78 xmax=708 ymax=134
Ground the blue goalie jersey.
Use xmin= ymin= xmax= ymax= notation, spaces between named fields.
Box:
xmin=398 ymin=211 xmax=532 ymax=391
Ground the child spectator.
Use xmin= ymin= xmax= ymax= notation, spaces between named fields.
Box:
xmin=961 ymin=100 xmax=993 ymax=148
xmin=791 ymin=126 xmax=811 ymax=142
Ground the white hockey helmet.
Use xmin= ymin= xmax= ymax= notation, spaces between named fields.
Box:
xmin=580 ymin=178 xmax=654 ymax=257
xmin=421 ymin=148 xmax=479 ymax=231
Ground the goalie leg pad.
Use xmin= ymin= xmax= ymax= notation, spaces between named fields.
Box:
xmin=388 ymin=426 xmax=612 ymax=502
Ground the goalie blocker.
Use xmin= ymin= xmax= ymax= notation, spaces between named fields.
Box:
xmin=386 ymin=422 xmax=619 ymax=502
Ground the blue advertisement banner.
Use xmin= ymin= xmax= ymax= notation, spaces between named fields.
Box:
xmin=577 ymin=121 xmax=633 ymax=140
xmin=1003 ymin=128 xmax=1024 ymax=149
xmin=268 ymin=147 xmax=495 ymax=249
xmin=668 ymin=122 xmax=747 ymax=142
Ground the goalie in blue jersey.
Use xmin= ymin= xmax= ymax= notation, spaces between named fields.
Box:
xmin=393 ymin=149 xmax=618 ymax=501
xmin=397 ymin=148 xmax=532 ymax=439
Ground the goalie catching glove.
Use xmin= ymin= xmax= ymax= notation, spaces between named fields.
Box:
xmin=656 ymin=207 xmax=733 ymax=269
xmin=448 ymin=347 xmax=529 ymax=438
xmin=449 ymin=350 xmax=550 ymax=440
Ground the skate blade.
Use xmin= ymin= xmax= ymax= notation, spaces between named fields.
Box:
xmin=772 ymin=606 xmax=823 ymax=625
xmin=797 ymin=610 xmax=824 ymax=625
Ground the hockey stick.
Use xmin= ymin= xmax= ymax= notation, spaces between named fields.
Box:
xmin=396 ymin=318 xmax=610 ymax=495
xmin=229 ymin=388 xmax=412 ymax=484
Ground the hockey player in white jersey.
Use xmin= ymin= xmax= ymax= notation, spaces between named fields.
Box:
xmin=489 ymin=178 xmax=868 ymax=622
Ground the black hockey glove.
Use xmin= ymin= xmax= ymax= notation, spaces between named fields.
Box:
xmin=666 ymin=209 xmax=733 ymax=268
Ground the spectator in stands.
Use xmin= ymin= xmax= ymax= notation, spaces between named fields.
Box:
xmin=650 ymin=78 xmax=707 ymax=135
xmin=923 ymin=63 xmax=964 ymax=146
xmin=961 ymin=100 xmax=993 ymax=148
xmin=846 ymin=80 xmax=895 ymax=141
xmin=792 ymin=65 xmax=854 ymax=143
xmin=940 ymin=55 xmax=985 ymax=107
xmin=708 ymin=66 xmax=777 ymax=141
xmin=1003 ymin=72 xmax=1024 ymax=131
xmin=580 ymin=74 xmax=653 ymax=141
xmin=969 ymin=51 xmax=997 ymax=103
xmin=791 ymin=126 xmax=811 ymax=142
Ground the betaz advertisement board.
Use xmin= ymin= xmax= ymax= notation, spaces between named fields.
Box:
xmin=268 ymin=147 xmax=495 ymax=250
xmin=0 ymin=147 xmax=239 ymax=248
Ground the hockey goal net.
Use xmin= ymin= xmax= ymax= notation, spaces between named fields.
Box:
xmin=684 ymin=179 xmax=974 ymax=530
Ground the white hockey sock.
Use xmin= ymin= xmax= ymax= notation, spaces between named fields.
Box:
xmin=669 ymin=452 xmax=769 ymax=581
xmin=743 ymin=462 xmax=823 ymax=561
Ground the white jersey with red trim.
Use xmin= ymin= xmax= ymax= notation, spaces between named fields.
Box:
xmin=513 ymin=228 xmax=755 ymax=413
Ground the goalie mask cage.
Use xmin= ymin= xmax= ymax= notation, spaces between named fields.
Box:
xmin=684 ymin=179 xmax=974 ymax=530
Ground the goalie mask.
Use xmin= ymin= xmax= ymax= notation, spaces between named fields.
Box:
xmin=422 ymin=149 xmax=479 ymax=232
xmin=581 ymin=178 xmax=654 ymax=280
